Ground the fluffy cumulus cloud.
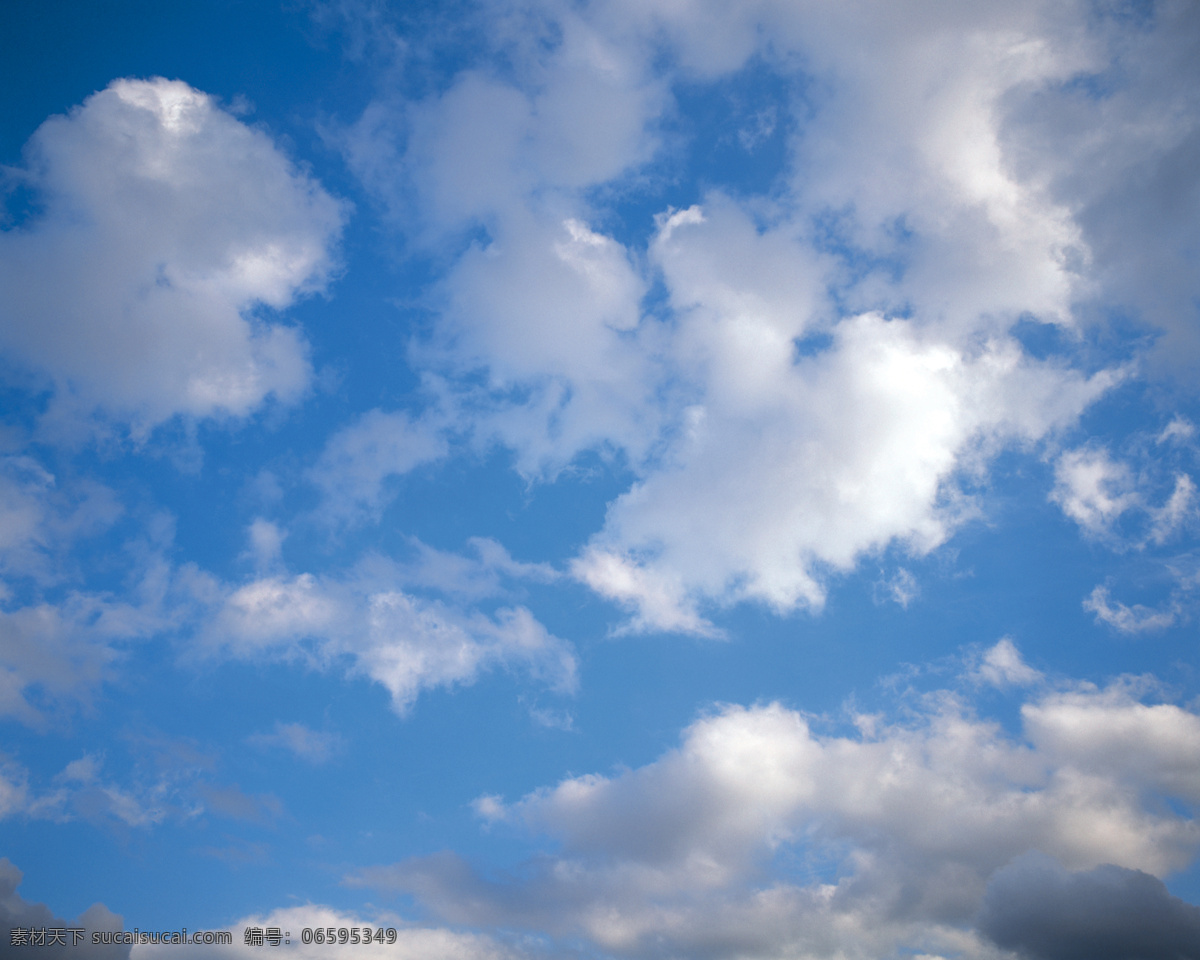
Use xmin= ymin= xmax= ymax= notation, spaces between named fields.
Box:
xmin=202 ymin=550 xmax=575 ymax=713
xmin=0 ymin=78 xmax=345 ymax=431
xmin=0 ymin=756 xmax=42 ymax=821
xmin=971 ymin=636 xmax=1044 ymax=688
xmin=358 ymin=645 xmax=1200 ymax=959
xmin=327 ymin=0 xmax=1200 ymax=628
xmin=576 ymin=302 xmax=1113 ymax=630
xmin=424 ymin=212 xmax=660 ymax=476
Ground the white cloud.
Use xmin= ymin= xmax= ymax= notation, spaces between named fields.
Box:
xmin=0 ymin=78 xmax=345 ymax=432
xmin=0 ymin=457 xmax=58 ymax=579
xmin=308 ymin=409 xmax=447 ymax=523
xmin=335 ymin=0 xmax=1168 ymax=627
xmin=0 ymin=513 xmax=569 ymax=725
xmin=0 ymin=455 xmax=122 ymax=584
xmin=1083 ymin=586 xmax=1181 ymax=635
xmin=768 ymin=1 xmax=1093 ymax=330
xmin=1046 ymin=417 xmax=1195 ymax=547
xmin=0 ymin=750 xmax=166 ymax=831
xmin=1158 ymin=417 xmax=1195 ymax=445
xmin=243 ymin=518 xmax=286 ymax=571
xmin=46 ymin=745 xmax=200 ymax=829
xmin=197 ymin=784 xmax=282 ymax=824
xmin=203 ymin=559 xmax=576 ymax=714
xmin=248 ymin=722 xmax=342 ymax=764
xmin=424 ymin=211 xmax=659 ymax=477
xmin=1021 ymin=681 xmax=1200 ymax=802
xmin=391 ymin=537 xmax=558 ymax=601
xmin=578 ymin=311 xmax=1111 ymax=631
xmin=972 ymin=637 xmax=1043 ymax=688
xmin=5 ymin=732 xmax=301 ymax=832
xmin=343 ymin=9 xmax=667 ymax=235
xmin=0 ymin=454 xmax=154 ymax=728
xmin=56 ymin=753 xmax=103 ymax=787
xmin=0 ymin=586 xmax=165 ymax=727
xmin=339 ymin=18 xmax=672 ymax=479
xmin=878 ymin=568 xmax=920 ymax=608
xmin=1050 ymin=420 xmax=1199 ymax=627
xmin=1149 ymin=473 xmax=1197 ymax=545
xmin=1050 ymin=425 xmax=1198 ymax=625
xmin=571 ymin=547 xmax=718 ymax=637
xmin=1051 ymin=447 xmax=1138 ymax=537
xmin=359 ymin=667 xmax=1200 ymax=959
xmin=999 ymin=0 xmax=1200 ymax=376
xmin=0 ymin=505 xmax=218 ymax=727
xmin=0 ymin=465 xmax=157 ymax=729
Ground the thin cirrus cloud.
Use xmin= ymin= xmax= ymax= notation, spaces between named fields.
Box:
xmin=0 ymin=77 xmax=345 ymax=433
xmin=247 ymin=722 xmax=342 ymax=765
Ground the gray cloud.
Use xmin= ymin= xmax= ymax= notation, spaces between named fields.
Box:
xmin=0 ymin=858 xmax=128 ymax=959
xmin=978 ymin=853 xmax=1200 ymax=960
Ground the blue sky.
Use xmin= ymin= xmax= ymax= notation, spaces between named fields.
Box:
xmin=3 ymin=1 xmax=1200 ymax=958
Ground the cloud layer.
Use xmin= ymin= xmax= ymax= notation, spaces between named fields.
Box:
xmin=360 ymin=646 xmax=1200 ymax=958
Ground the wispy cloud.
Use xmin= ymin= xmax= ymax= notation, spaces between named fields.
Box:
xmin=248 ymin=722 xmax=343 ymax=765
